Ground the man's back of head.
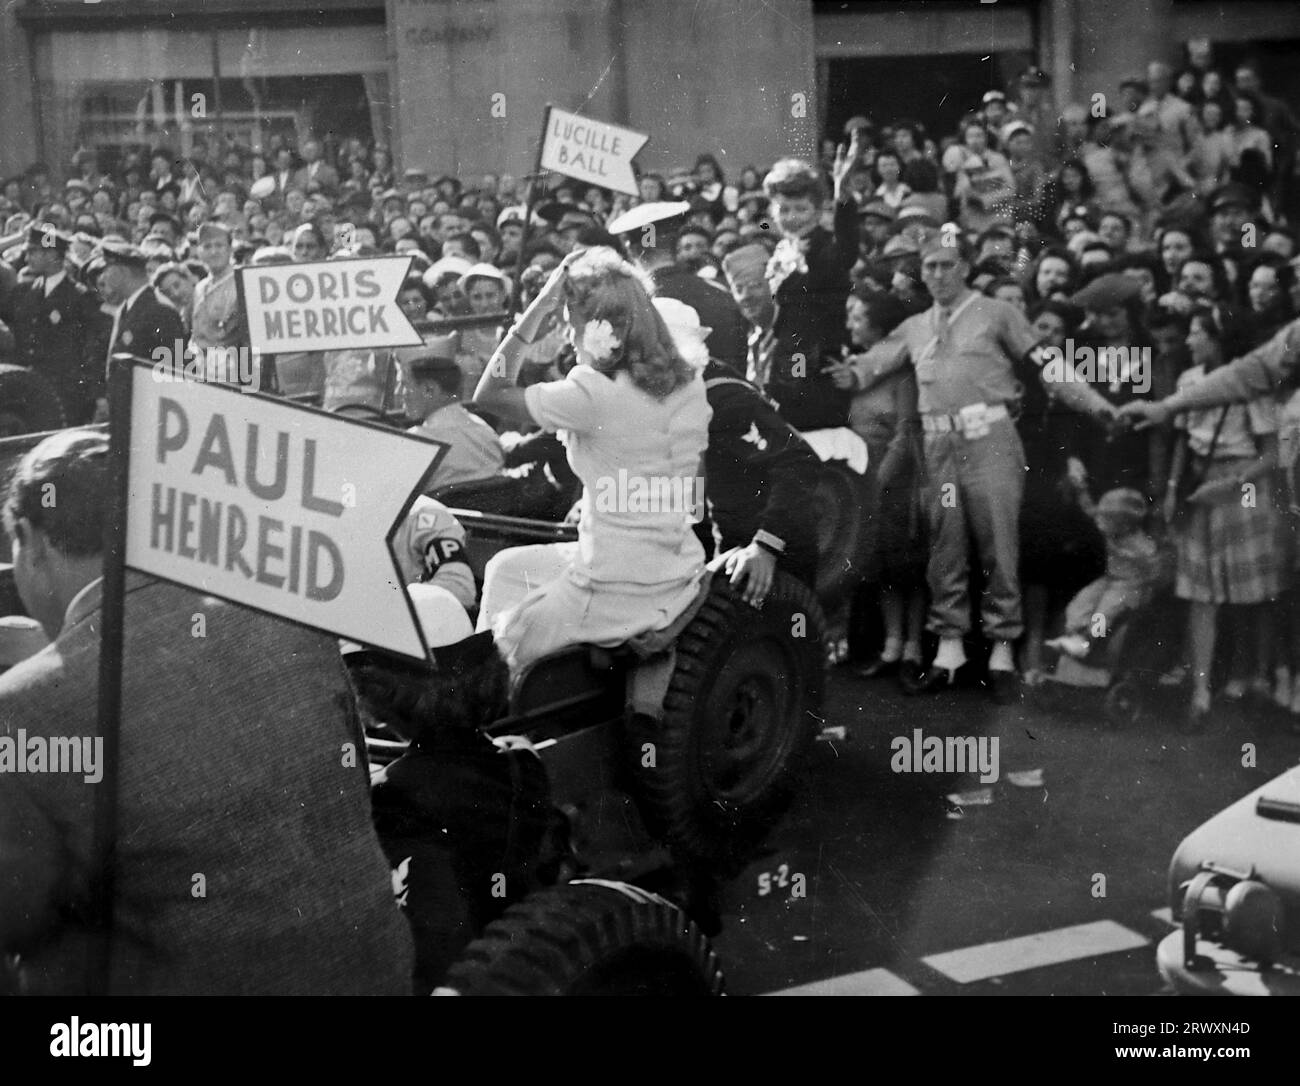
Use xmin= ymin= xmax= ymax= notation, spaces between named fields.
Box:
xmin=2 ymin=429 xmax=108 ymax=638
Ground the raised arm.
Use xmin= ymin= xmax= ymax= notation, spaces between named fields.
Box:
xmin=1121 ymin=320 xmax=1300 ymax=428
xmin=473 ymin=251 xmax=579 ymax=427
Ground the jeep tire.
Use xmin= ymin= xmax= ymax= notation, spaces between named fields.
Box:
xmin=628 ymin=571 xmax=826 ymax=866
xmin=442 ymin=880 xmax=724 ymax=996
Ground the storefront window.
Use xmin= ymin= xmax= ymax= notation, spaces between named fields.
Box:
xmin=32 ymin=25 xmax=388 ymax=173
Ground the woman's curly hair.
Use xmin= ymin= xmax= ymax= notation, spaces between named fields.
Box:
xmin=561 ymin=246 xmax=695 ymax=399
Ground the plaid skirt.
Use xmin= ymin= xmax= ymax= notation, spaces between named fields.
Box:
xmin=1175 ymin=458 xmax=1282 ymax=605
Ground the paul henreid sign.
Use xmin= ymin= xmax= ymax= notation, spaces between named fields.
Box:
xmin=540 ymin=107 xmax=648 ymax=196
xmin=239 ymin=256 xmax=423 ymax=355
xmin=123 ymin=365 xmax=446 ymax=659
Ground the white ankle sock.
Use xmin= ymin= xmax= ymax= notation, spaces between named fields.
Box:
xmin=988 ymin=640 xmax=1016 ymax=673
xmin=902 ymin=640 xmax=923 ymax=664
xmin=933 ymin=637 xmax=967 ymax=672
xmin=880 ymin=637 xmax=903 ymax=663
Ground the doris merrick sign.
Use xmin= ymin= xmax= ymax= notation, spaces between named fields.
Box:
xmin=239 ymin=255 xmax=423 ymax=355
xmin=540 ymin=107 xmax=648 ymax=197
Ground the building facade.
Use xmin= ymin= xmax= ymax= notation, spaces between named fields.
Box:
xmin=5 ymin=0 xmax=1300 ymax=183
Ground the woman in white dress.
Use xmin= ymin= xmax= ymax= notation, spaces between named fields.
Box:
xmin=472 ymin=247 xmax=712 ymax=672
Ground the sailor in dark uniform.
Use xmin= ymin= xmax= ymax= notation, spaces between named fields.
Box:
xmin=2 ymin=223 xmax=106 ymax=423
xmin=608 ymin=201 xmax=750 ymax=372
xmin=653 ymin=297 xmax=822 ymax=605
xmin=701 ymin=357 xmax=823 ymax=597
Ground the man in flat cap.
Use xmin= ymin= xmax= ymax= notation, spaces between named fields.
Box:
xmin=609 ymin=200 xmax=749 ymax=371
xmin=3 ymin=222 xmax=106 ymax=423
xmin=859 ymin=199 xmax=895 ymax=260
xmin=849 ymin=231 xmax=1120 ymax=701
xmin=1068 ymin=272 xmax=1161 ymax=495
xmin=99 ymin=241 xmax=187 ymax=389
xmin=400 ymin=335 xmax=505 ymax=492
xmin=1207 ymin=182 xmax=1264 ymax=288
xmin=189 ymin=221 xmax=251 ymax=388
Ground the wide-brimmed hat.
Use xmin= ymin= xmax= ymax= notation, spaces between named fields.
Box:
xmin=606 ymin=200 xmax=692 ymax=236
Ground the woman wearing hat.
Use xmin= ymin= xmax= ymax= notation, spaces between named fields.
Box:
xmin=471 ymin=247 xmax=710 ymax=672
xmin=952 ymin=118 xmax=1015 ymax=235
xmin=455 ymin=263 xmax=511 ymax=401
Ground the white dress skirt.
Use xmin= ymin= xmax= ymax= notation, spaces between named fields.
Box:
xmin=476 ymin=364 xmax=712 ymax=672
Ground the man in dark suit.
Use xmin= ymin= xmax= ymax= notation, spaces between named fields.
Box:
xmin=4 ymin=223 xmax=106 ymax=423
xmin=0 ymin=429 xmax=415 ymax=995
xmin=292 ymin=138 xmax=340 ymax=196
xmin=270 ymin=146 xmax=298 ymax=199
xmin=97 ymin=240 xmax=187 ymax=379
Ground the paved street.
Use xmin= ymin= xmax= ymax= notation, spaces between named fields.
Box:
xmin=714 ymin=668 xmax=1300 ymax=996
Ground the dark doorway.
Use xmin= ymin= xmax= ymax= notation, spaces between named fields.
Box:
xmin=824 ymin=51 xmax=1031 ymax=144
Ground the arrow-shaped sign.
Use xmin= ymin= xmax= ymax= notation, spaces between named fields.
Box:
xmin=123 ymin=364 xmax=446 ymax=659
xmin=239 ymin=255 xmax=424 ymax=356
xmin=540 ymin=107 xmax=648 ymax=197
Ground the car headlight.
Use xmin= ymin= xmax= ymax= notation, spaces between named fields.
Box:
xmin=1180 ymin=863 xmax=1285 ymax=968
xmin=1223 ymin=879 xmax=1284 ymax=964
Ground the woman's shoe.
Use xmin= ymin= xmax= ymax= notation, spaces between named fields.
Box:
xmin=897 ymin=659 xmax=923 ymax=690
xmin=902 ymin=664 xmax=960 ymax=695
xmin=1158 ymin=664 xmax=1188 ymax=688
xmin=855 ymin=656 xmax=901 ymax=679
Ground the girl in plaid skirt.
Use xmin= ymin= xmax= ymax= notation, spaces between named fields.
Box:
xmin=1166 ymin=307 xmax=1281 ymax=728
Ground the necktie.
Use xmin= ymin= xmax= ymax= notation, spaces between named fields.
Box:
xmin=106 ymin=299 xmax=129 ymax=373
xmin=936 ymin=307 xmax=952 ymax=349
xmin=33 ymin=277 xmax=44 ymax=295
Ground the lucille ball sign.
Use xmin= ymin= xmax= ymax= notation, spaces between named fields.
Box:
xmin=539 ymin=107 xmax=648 ymax=196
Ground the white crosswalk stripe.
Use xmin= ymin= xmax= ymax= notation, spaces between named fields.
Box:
xmin=766 ymin=968 xmax=919 ymax=997
xmin=921 ymin=920 xmax=1150 ymax=984
xmin=760 ymin=918 xmax=1153 ymax=994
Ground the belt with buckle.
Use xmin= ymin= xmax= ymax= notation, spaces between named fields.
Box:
xmin=921 ymin=402 xmax=1010 ymax=434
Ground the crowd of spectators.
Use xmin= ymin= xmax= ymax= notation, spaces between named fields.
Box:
xmin=3 ymin=41 xmax=1300 ymax=723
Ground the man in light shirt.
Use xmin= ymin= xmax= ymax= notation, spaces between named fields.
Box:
xmin=189 ymin=221 xmax=248 ymax=387
xmin=401 ymin=334 xmax=505 ymax=492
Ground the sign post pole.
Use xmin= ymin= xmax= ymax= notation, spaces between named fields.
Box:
xmin=513 ymin=103 xmax=553 ymax=315
xmin=88 ymin=353 xmax=134 ymax=995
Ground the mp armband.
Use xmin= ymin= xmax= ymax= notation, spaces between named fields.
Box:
xmin=753 ymin=530 xmax=786 ymax=556
xmin=422 ymin=537 xmax=467 ymax=576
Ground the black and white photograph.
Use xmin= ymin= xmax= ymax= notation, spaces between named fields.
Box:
xmin=0 ymin=0 xmax=1296 ymax=1047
